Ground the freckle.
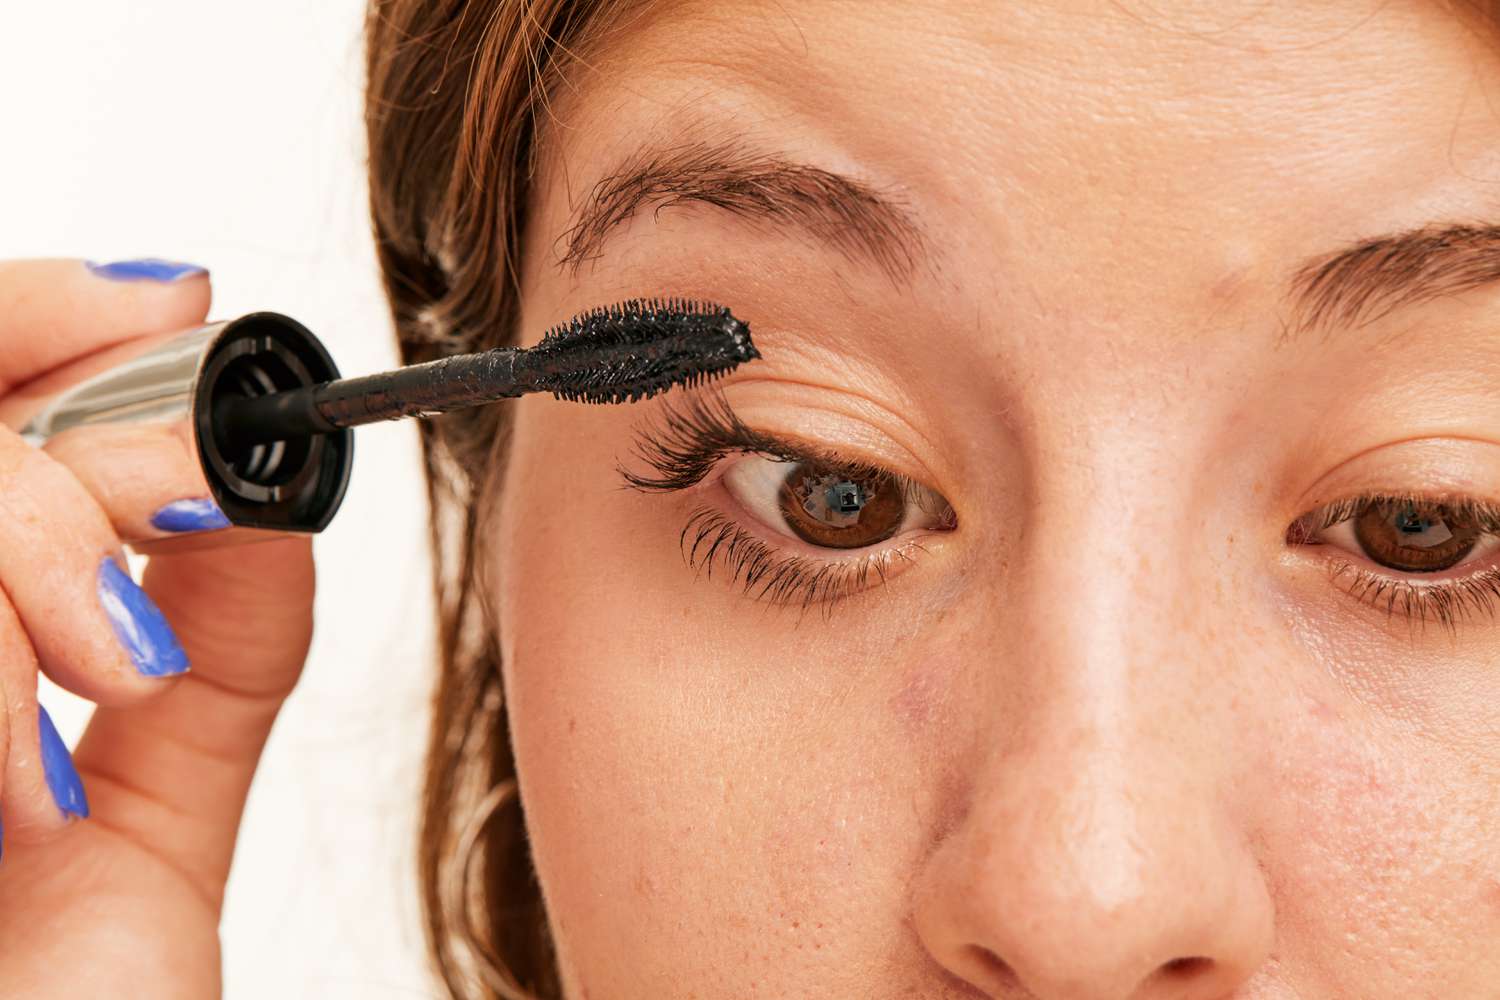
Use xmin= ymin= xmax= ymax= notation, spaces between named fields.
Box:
xmin=568 ymin=716 xmax=577 ymax=734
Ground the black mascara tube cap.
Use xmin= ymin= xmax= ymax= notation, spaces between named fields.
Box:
xmin=192 ymin=313 xmax=354 ymax=532
xmin=19 ymin=311 xmax=354 ymax=539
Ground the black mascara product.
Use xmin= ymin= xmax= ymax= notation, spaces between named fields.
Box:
xmin=19 ymin=301 xmax=756 ymax=549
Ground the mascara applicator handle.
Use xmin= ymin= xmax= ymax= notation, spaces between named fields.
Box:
xmin=214 ymin=381 xmax=337 ymax=453
xmin=213 ymin=348 xmax=529 ymax=450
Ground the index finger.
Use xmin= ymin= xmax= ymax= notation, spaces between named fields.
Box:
xmin=0 ymin=258 xmax=211 ymax=395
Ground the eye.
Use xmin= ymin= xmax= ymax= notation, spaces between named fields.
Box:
xmin=1292 ymin=496 xmax=1500 ymax=574
xmin=721 ymin=455 xmax=954 ymax=549
xmin=619 ymin=389 xmax=963 ymax=610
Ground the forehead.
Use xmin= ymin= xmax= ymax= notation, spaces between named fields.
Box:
xmin=529 ymin=1 xmax=1500 ymax=351
xmin=545 ymin=3 xmax=1495 ymax=189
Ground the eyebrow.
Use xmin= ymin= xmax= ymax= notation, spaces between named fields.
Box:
xmin=555 ymin=138 xmax=925 ymax=283
xmin=1280 ymin=221 xmax=1500 ymax=344
xmin=557 ymin=143 xmax=1500 ymax=348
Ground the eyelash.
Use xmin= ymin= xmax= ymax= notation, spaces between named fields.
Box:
xmin=617 ymin=388 xmax=950 ymax=615
xmin=620 ymin=395 xmax=1500 ymax=634
xmin=1290 ymin=492 xmax=1500 ymax=635
xmin=674 ymin=507 xmax=928 ymax=616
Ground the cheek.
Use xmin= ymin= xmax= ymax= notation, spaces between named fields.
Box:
xmin=1256 ymin=693 xmax=1500 ymax=988
xmin=490 ymin=402 xmax=968 ymax=989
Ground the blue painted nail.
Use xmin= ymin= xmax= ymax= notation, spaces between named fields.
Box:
xmin=97 ymin=557 xmax=191 ymax=677
xmin=84 ymin=258 xmax=207 ymax=283
xmin=38 ymin=706 xmax=89 ymax=821
xmin=150 ymin=497 xmax=231 ymax=533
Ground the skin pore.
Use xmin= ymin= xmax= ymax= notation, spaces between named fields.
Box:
xmin=488 ymin=1 xmax=1500 ymax=996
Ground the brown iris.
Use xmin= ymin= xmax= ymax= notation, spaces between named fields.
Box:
xmin=1352 ymin=500 xmax=1480 ymax=573
xmin=776 ymin=461 xmax=905 ymax=548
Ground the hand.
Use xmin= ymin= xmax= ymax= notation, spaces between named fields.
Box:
xmin=0 ymin=259 xmax=315 ymax=999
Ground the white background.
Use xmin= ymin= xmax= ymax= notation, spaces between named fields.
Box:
xmin=0 ymin=4 xmax=440 ymax=996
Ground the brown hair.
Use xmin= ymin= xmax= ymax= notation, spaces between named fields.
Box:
xmin=364 ymin=1 xmax=646 ymax=996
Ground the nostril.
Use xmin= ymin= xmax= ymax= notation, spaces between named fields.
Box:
xmin=961 ymin=944 xmax=1020 ymax=989
xmin=1159 ymin=955 xmax=1214 ymax=978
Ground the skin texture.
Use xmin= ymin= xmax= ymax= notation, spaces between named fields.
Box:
xmin=491 ymin=2 xmax=1500 ymax=997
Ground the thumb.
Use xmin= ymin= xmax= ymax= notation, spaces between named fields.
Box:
xmin=71 ymin=537 xmax=314 ymax=912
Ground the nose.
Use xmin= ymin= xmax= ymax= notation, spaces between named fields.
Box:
xmin=909 ymin=474 xmax=1276 ymax=998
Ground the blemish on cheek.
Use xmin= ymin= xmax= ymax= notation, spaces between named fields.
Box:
xmin=1482 ymin=878 xmax=1500 ymax=916
xmin=632 ymin=859 xmax=658 ymax=900
xmin=1308 ymin=697 xmax=1338 ymax=724
xmin=1208 ymin=262 xmax=1251 ymax=303
xmin=890 ymin=659 xmax=942 ymax=733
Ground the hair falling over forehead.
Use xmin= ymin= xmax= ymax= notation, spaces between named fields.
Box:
xmin=366 ymin=0 xmax=651 ymax=996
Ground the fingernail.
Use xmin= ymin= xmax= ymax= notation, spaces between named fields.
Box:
xmin=150 ymin=497 xmax=231 ymax=533
xmin=84 ymin=258 xmax=207 ymax=283
xmin=38 ymin=706 xmax=89 ymax=821
xmin=97 ymin=557 xmax=191 ymax=677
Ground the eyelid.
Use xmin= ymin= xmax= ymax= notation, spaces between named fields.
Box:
xmin=726 ymin=383 xmax=946 ymax=485
xmin=1289 ymin=490 xmax=1500 ymax=540
xmin=619 ymin=385 xmax=940 ymax=496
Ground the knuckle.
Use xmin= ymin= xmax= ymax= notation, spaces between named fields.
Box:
xmin=0 ymin=436 xmax=72 ymax=521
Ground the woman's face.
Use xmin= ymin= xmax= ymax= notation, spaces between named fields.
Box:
xmin=491 ymin=2 xmax=1500 ymax=995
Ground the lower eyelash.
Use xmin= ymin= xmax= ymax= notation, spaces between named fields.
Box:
xmin=680 ymin=505 xmax=924 ymax=618
xmin=1327 ymin=557 xmax=1500 ymax=638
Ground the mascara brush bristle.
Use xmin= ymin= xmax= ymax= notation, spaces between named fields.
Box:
xmin=521 ymin=298 xmax=759 ymax=405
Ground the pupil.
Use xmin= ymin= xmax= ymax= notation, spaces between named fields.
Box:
xmin=828 ymin=480 xmax=865 ymax=514
xmin=1394 ymin=507 xmax=1427 ymax=534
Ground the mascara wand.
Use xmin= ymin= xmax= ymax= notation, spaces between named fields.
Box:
xmin=18 ymin=298 xmax=758 ymax=541
xmin=216 ymin=298 xmax=757 ymax=453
